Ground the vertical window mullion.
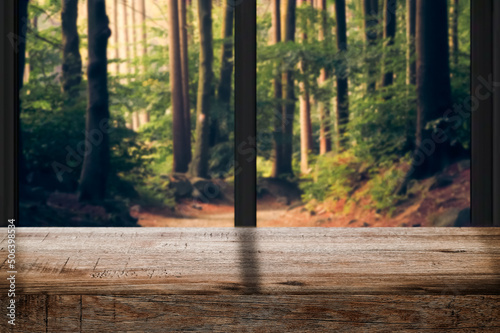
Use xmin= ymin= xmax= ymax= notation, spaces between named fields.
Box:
xmin=234 ymin=0 xmax=257 ymax=227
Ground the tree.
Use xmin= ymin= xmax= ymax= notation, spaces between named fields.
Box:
xmin=210 ymin=0 xmax=234 ymax=146
xmin=335 ymin=0 xmax=349 ymax=151
xmin=381 ymin=0 xmax=396 ymax=88
xmin=270 ymin=0 xmax=284 ymax=177
xmin=131 ymin=0 xmax=138 ymax=75
xmin=79 ymin=0 xmax=111 ymax=202
xmin=61 ymin=0 xmax=83 ymax=98
xmin=406 ymin=0 xmax=416 ymax=85
xmin=363 ymin=0 xmax=379 ymax=92
xmin=139 ymin=0 xmax=149 ymax=125
xmin=169 ymin=0 xmax=190 ymax=173
xmin=122 ymin=0 xmax=130 ymax=78
xmin=281 ymin=0 xmax=296 ymax=176
xmin=450 ymin=0 xmax=459 ymax=66
xmin=140 ymin=0 xmax=147 ymax=73
xmin=399 ymin=0 xmax=463 ymax=192
xmin=298 ymin=0 xmax=313 ymax=174
xmin=179 ymin=0 xmax=192 ymax=160
xmin=190 ymin=0 xmax=213 ymax=178
xmin=317 ymin=0 xmax=331 ymax=155
xmin=113 ymin=0 xmax=119 ymax=75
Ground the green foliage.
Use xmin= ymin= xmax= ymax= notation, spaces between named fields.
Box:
xmin=300 ymin=152 xmax=359 ymax=202
xmin=368 ymin=166 xmax=406 ymax=214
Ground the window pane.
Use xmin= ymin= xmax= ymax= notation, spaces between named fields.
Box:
xmin=257 ymin=0 xmax=471 ymax=227
xmin=19 ymin=0 xmax=234 ymax=227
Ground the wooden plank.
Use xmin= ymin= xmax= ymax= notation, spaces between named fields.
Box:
xmin=1 ymin=228 xmax=499 ymax=295
xmin=1 ymin=294 xmax=499 ymax=332
xmin=0 ymin=228 xmax=499 ymax=331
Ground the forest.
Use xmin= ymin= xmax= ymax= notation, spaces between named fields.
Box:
xmin=18 ymin=0 xmax=471 ymax=227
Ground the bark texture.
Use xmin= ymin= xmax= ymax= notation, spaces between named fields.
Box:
xmin=79 ymin=0 xmax=111 ymax=202
xmin=318 ymin=0 xmax=332 ymax=155
xmin=270 ymin=0 xmax=284 ymax=177
xmin=169 ymin=0 xmax=190 ymax=173
xmin=190 ymin=0 xmax=213 ymax=178
xmin=61 ymin=0 xmax=83 ymax=97
xmin=335 ymin=0 xmax=349 ymax=151
xmin=400 ymin=0 xmax=465 ymax=189
xmin=179 ymin=0 xmax=192 ymax=160
xmin=281 ymin=0 xmax=296 ymax=176
xmin=298 ymin=0 xmax=313 ymax=174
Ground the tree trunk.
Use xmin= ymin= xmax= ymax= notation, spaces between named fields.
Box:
xmin=122 ymin=0 xmax=130 ymax=78
xmin=131 ymin=0 xmax=137 ymax=75
xmin=318 ymin=0 xmax=332 ymax=155
xmin=169 ymin=0 xmax=190 ymax=173
xmin=363 ymin=0 xmax=379 ymax=92
xmin=335 ymin=0 xmax=349 ymax=151
xmin=405 ymin=0 xmax=416 ymax=152
xmin=281 ymin=0 xmax=296 ymax=176
xmin=210 ymin=0 xmax=234 ymax=147
xmin=381 ymin=0 xmax=396 ymax=88
xmin=190 ymin=0 xmax=213 ymax=178
xmin=270 ymin=0 xmax=284 ymax=177
xmin=61 ymin=0 xmax=83 ymax=98
xmin=113 ymin=0 xmax=119 ymax=75
xmin=451 ymin=0 xmax=459 ymax=66
xmin=140 ymin=0 xmax=147 ymax=73
xmin=179 ymin=0 xmax=192 ymax=160
xmin=406 ymin=0 xmax=416 ymax=85
xmin=139 ymin=0 xmax=149 ymax=124
xmin=298 ymin=0 xmax=312 ymax=174
xmin=79 ymin=0 xmax=111 ymax=202
xmin=401 ymin=0 xmax=461 ymax=188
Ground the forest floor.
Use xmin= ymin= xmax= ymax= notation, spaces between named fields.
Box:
xmin=134 ymin=160 xmax=471 ymax=228
xmin=19 ymin=160 xmax=470 ymax=228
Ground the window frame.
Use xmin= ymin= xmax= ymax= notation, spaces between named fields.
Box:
xmin=0 ymin=0 xmax=498 ymax=227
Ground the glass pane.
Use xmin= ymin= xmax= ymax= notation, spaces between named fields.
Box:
xmin=257 ymin=0 xmax=470 ymax=227
xmin=19 ymin=0 xmax=234 ymax=227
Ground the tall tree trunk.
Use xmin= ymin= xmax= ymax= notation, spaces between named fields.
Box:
xmin=381 ymin=0 xmax=396 ymax=88
xmin=131 ymin=0 xmax=137 ymax=75
xmin=281 ymin=0 xmax=296 ymax=176
xmin=210 ymin=0 xmax=234 ymax=147
xmin=405 ymin=0 xmax=416 ymax=152
xmin=179 ymin=0 xmax=191 ymax=160
xmin=122 ymin=0 xmax=130 ymax=78
xmin=113 ymin=0 xmax=119 ymax=75
xmin=61 ymin=0 xmax=83 ymax=98
xmin=450 ymin=0 xmax=459 ymax=66
xmin=139 ymin=0 xmax=149 ymax=124
xmin=406 ymin=0 xmax=416 ymax=85
xmin=335 ymin=0 xmax=349 ymax=151
xmin=363 ymin=0 xmax=379 ymax=92
xmin=140 ymin=0 xmax=147 ymax=73
xmin=318 ymin=0 xmax=332 ymax=155
xmin=298 ymin=0 xmax=312 ymax=174
xmin=270 ymin=0 xmax=284 ymax=177
xmin=79 ymin=0 xmax=111 ymax=202
xmin=169 ymin=0 xmax=190 ymax=173
xmin=190 ymin=0 xmax=213 ymax=178
xmin=400 ymin=0 xmax=462 ymax=191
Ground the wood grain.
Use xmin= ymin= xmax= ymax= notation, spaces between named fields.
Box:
xmin=0 ymin=228 xmax=499 ymax=331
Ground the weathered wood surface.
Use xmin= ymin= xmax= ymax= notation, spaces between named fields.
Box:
xmin=1 ymin=228 xmax=499 ymax=331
